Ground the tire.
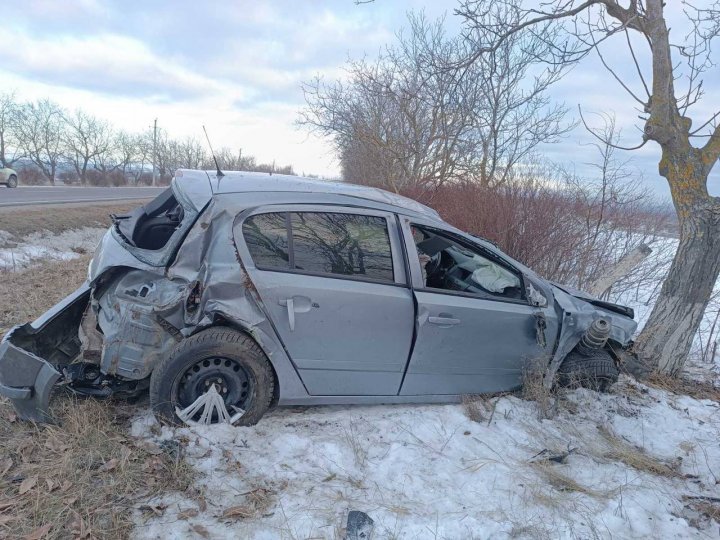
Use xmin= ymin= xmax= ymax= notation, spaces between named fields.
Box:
xmin=150 ymin=328 xmax=275 ymax=426
xmin=557 ymin=347 xmax=619 ymax=391
xmin=7 ymin=175 xmax=17 ymax=188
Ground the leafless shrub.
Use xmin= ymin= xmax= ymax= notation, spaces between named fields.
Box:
xmin=409 ymin=151 xmax=671 ymax=296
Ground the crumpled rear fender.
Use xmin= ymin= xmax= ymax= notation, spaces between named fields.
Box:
xmin=0 ymin=285 xmax=90 ymax=421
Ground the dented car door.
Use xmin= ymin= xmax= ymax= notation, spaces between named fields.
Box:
xmin=398 ymin=219 xmax=559 ymax=395
xmin=235 ymin=206 xmax=414 ymax=396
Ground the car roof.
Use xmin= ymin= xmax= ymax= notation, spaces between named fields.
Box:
xmin=173 ymin=169 xmax=441 ymax=219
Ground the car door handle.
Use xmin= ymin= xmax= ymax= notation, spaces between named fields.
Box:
xmin=279 ymin=296 xmax=313 ymax=331
xmin=428 ymin=315 xmax=461 ymax=326
xmin=286 ymin=298 xmax=295 ymax=331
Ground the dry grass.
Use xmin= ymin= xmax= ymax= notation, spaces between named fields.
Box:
xmin=0 ymin=256 xmax=193 ymax=538
xmin=0 ymin=255 xmax=91 ymax=335
xmin=462 ymin=394 xmax=501 ymax=424
xmin=529 ymin=461 xmax=611 ymax=499
xmin=0 ymin=396 xmax=193 ymax=539
xmin=681 ymin=496 xmax=720 ymax=529
xmin=645 ymin=373 xmax=720 ymax=403
xmin=0 ymin=203 xmax=134 ymax=242
xmin=596 ymin=425 xmax=681 ymax=479
xmin=521 ymin=360 xmax=557 ymax=419
xmin=220 ymin=483 xmax=277 ymax=521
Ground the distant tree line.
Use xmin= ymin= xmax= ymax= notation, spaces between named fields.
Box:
xmin=0 ymin=93 xmax=294 ymax=186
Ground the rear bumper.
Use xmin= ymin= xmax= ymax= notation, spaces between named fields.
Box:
xmin=0 ymin=338 xmax=60 ymax=421
xmin=0 ymin=285 xmax=90 ymax=421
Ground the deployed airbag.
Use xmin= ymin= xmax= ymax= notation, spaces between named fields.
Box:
xmin=470 ymin=256 xmax=520 ymax=293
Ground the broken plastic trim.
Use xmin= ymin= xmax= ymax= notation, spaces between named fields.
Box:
xmin=0 ymin=340 xmax=61 ymax=422
xmin=175 ymin=385 xmax=246 ymax=425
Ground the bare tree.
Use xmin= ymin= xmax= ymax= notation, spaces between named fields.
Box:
xmin=114 ymin=131 xmax=141 ymax=184
xmin=301 ymin=15 xmax=474 ymax=194
xmin=15 ymin=100 xmax=65 ymax=185
xmin=460 ymin=4 xmax=574 ymax=186
xmin=64 ymin=110 xmax=113 ymax=184
xmin=128 ymin=133 xmax=153 ymax=184
xmin=0 ymin=93 xmax=22 ymax=167
xmin=457 ymin=0 xmax=720 ymax=374
xmin=175 ymin=137 xmax=207 ymax=170
xmin=301 ymin=11 xmax=571 ymax=193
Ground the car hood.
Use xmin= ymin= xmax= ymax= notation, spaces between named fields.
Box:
xmin=550 ymin=281 xmax=635 ymax=320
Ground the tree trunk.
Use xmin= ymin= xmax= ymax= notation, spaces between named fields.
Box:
xmin=633 ymin=148 xmax=720 ymax=374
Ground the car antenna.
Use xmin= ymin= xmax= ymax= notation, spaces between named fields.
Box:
xmin=202 ymin=125 xmax=225 ymax=179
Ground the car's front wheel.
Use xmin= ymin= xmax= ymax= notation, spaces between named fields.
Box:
xmin=556 ymin=348 xmax=619 ymax=391
xmin=150 ymin=328 xmax=275 ymax=426
xmin=7 ymin=175 xmax=17 ymax=188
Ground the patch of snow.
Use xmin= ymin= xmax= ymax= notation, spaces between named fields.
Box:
xmin=131 ymin=379 xmax=720 ymax=539
xmin=0 ymin=227 xmax=106 ymax=270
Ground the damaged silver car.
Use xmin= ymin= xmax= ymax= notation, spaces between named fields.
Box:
xmin=0 ymin=171 xmax=637 ymax=425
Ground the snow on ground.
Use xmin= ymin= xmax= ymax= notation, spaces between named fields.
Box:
xmin=131 ymin=378 xmax=720 ymax=539
xmin=0 ymin=227 xmax=106 ymax=270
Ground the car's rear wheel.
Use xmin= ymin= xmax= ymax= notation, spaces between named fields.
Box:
xmin=7 ymin=175 xmax=17 ymax=188
xmin=557 ymin=348 xmax=619 ymax=391
xmin=150 ymin=328 xmax=275 ymax=426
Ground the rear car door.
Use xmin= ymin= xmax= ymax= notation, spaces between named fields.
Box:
xmin=236 ymin=206 xmax=414 ymax=395
xmin=399 ymin=219 xmax=558 ymax=395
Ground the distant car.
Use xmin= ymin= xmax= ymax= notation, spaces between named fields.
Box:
xmin=0 ymin=170 xmax=637 ymax=426
xmin=0 ymin=166 xmax=18 ymax=188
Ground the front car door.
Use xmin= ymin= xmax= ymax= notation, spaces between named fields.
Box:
xmin=235 ymin=205 xmax=414 ymax=396
xmin=399 ymin=218 xmax=558 ymax=395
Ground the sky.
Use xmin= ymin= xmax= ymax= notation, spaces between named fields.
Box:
xmin=1 ymin=0 xmax=718 ymax=200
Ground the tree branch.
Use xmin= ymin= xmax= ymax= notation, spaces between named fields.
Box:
xmin=578 ymin=105 xmax=648 ymax=151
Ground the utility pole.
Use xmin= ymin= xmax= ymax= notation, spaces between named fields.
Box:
xmin=152 ymin=118 xmax=158 ymax=186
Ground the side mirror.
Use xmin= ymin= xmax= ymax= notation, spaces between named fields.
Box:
xmin=526 ymin=280 xmax=548 ymax=307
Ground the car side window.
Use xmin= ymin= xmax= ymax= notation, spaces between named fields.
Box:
xmin=242 ymin=211 xmax=395 ymax=283
xmin=290 ymin=212 xmax=394 ymax=282
xmin=242 ymin=212 xmax=291 ymax=269
xmin=411 ymin=225 xmax=523 ymax=300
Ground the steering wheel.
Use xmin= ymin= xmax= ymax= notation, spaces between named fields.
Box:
xmin=424 ymin=252 xmax=442 ymax=280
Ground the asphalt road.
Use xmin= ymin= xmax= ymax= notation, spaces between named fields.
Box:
xmin=0 ymin=186 xmax=165 ymax=207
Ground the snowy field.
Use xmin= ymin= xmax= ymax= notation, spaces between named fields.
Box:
xmin=130 ymin=378 xmax=720 ymax=539
xmin=3 ymin=224 xmax=719 ymax=538
xmin=0 ymin=227 xmax=106 ymax=270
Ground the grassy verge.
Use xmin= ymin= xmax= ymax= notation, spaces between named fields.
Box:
xmin=0 ymin=257 xmax=193 ymax=539
xmin=0 ymin=256 xmax=91 ymax=336
xmin=0 ymin=398 xmax=193 ymax=539
xmin=0 ymin=203 xmax=136 ymax=241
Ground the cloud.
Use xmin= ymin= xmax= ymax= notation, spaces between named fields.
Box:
xmin=1 ymin=0 xmax=716 ymax=193
xmin=0 ymin=29 xmax=245 ymax=102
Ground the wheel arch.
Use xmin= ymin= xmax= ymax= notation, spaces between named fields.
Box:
xmin=197 ymin=315 xmax=281 ymax=408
